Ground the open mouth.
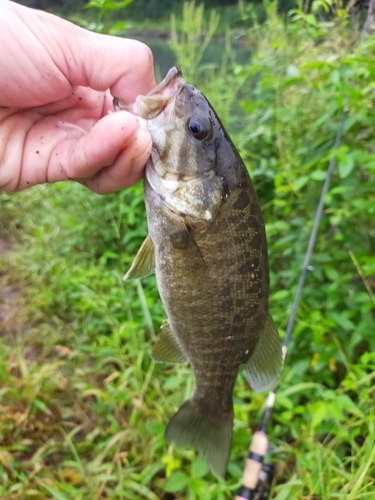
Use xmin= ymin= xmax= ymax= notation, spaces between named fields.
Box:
xmin=113 ymin=66 xmax=185 ymax=121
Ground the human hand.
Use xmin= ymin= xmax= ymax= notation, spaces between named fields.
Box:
xmin=0 ymin=0 xmax=156 ymax=194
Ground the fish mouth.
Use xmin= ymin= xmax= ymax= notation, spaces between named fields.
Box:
xmin=113 ymin=66 xmax=185 ymax=122
xmin=146 ymin=67 xmax=183 ymax=100
xmin=114 ymin=67 xmax=190 ymax=189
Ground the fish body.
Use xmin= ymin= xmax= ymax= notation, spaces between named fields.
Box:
xmin=115 ymin=68 xmax=282 ymax=478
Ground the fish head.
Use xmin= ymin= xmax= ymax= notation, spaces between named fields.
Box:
xmin=114 ymin=67 xmax=223 ymax=225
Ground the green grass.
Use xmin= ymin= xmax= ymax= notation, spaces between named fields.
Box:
xmin=1 ymin=2 xmax=375 ymax=499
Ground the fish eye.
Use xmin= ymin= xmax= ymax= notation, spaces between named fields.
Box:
xmin=187 ymin=117 xmax=210 ymax=140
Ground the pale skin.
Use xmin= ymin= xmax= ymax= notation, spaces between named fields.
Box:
xmin=0 ymin=0 xmax=156 ymax=194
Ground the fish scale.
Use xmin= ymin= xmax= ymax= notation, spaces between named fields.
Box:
xmin=117 ymin=67 xmax=282 ymax=478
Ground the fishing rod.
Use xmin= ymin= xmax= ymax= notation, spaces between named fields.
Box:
xmin=235 ymin=107 xmax=347 ymax=500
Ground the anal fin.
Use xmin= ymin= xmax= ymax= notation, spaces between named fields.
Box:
xmin=152 ymin=320 xmax=187 ymax=364
xmin=244 ymin=313 xmax=282 ymax=393
xmin=123 ymin=235 xmax=155 ymax=281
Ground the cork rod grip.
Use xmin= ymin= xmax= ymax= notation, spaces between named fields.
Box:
xmin=234 ymin=431 xmax=269 ymax=500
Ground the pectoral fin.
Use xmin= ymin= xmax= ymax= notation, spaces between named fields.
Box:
xmin=244 ymin=313 xmax=283 ymax=393
xmin=169 ymin=228 xmax=194 ymax=249
xmin=168 ymin=227 xmax=207 ymax=272
xmin=123 ymin=235 xmax=155 ymax=281
xmin=152 ymin=320 xmax=187 ymax=364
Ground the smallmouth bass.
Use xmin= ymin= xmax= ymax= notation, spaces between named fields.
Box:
xmin=114 ymin=67 xmax=282 ymax=478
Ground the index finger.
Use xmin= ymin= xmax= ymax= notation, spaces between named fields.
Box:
xmin=13 ymin=2 xmax=157 ymax=103
xmin=70 ymin=33 xmax=157 ymax=103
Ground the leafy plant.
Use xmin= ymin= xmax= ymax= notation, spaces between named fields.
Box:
xmin=71 ymin=0 xmax=135 ymax=34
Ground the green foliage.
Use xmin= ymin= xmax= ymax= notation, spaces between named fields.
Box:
xmin=169 ymin=2 xmax=220 ymax=81
xmin=1 ymin=1 xmax=375 ymax=498
xmin=72 ymin=0 xmax=135 ymax=34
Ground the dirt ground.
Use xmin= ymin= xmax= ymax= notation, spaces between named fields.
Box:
xmin=0 ymin=238 xmax=24 ymax=337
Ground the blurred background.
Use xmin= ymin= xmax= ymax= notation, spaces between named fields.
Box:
xmin=1 ymin=0 xmax=375 ymax=498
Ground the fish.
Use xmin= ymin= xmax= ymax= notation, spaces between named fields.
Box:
xmin=114 ymin=67 xmax=282 ymax=478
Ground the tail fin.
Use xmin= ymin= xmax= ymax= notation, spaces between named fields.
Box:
xmin=164 ymin=399 xmax=233 ymax=478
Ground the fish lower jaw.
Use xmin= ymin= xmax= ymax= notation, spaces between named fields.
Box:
xmin=159 ymin=178 xmax=182 ymax=191
xmin=162 ymin=198 xmax=215 ymax=227
xmin=158 ymin=174 xmax=200 ymax=190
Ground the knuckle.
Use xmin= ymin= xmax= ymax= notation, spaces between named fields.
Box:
xmin=137 ymin=42 xmax=154 ymax=71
